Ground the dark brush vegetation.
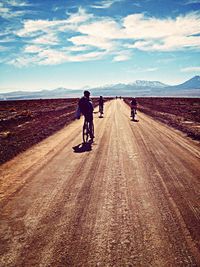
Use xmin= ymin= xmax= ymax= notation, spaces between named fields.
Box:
xmin=0 ymin=98 xmax=112 ymax=164
xmin=124 ymin=97 xmax=200 ymax=141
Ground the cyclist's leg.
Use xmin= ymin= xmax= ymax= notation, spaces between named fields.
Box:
xmin=101 ymin=105 xmax=104 ymax=114
xmin=99 ymin=105 xmax=103 ymax=117
xmin=131 ymin=108 xmax=135 ymax=119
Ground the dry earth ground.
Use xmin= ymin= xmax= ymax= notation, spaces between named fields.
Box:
xmin=0 ymin=99 xmax=200 ymax=266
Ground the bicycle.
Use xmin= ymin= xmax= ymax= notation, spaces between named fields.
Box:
xmin=82 ymin=118 xmax=94 ymax=143
xmin=131 ymin=108 xmax=136 ymax=121
xmin=99 ymin=105 xmax=104 ymax=118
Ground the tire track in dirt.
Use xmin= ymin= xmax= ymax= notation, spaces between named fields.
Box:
xmin=133 ymin=109 xmax=200 ymax=253
xmin=122 ymin=102 xmax=200 ymax=265
xmin=0 ymin=102 xmax=113 ymax=266
xmin=37 ymin=106 xmax=113 ymax=267
xmin=0 ymin=124 xmax=84 ymax=208
xmin=0 ymin=120 xmax=83 ymax=205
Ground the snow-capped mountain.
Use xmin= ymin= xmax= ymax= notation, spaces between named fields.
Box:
xmin=132 ymin=80 xmax=168 ymax=88
xmin=0 ymin=76 xmax=200 ymax=100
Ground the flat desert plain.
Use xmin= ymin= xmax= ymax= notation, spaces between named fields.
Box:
xmin=0 ymin=98 xmax=200 ymax=266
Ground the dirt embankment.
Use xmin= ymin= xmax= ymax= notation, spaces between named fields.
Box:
xmin=124 ymin=97 xmax=200 ymax=141
xmin=0 ymin=98 xmax=112 ymax=164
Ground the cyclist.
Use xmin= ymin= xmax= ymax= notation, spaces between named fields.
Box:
xmin=78 ymin=90 xmax=94 ymax=140
xmin=130 ymin=97 xmax=137 ymax=120
xmin=99 ymin=96 xmax=104 ymax=117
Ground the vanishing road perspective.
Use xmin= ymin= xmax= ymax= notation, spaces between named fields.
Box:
xmin=0 ymin=99 xmax=200 ymax=266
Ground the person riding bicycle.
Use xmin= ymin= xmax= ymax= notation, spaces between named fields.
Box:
xmin=130 ymin=97 xmax=137 ymax=119
xmin=78 ymin=90 xmax=94 ymax=140
xmin=99 ymin=96 xmax=104 ymax=117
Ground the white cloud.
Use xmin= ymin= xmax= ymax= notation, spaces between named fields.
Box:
xmin=181 ymin=66 xmax=200 ymax=72
xmin=69 ymin=35 xmax=114 ymax=50
xmin=77 ymin=12 xmax=200 ymax=51
xmin=12 ymin=46 xmax=108 ymax=67
xmin=0 ymin=6 xmax=10 ymax=14
xmin=7 ymin=8 xmax=200 ymax=67
xmin=5 ymin=0 xmax=30 ymax=7
xmin=0 ymin=1 xmax=30 ymax=19
xmin=123 ymin=12 xmax=200 ymax=40
xmin=113 ymin=51 xmax=132 ymax=61
xmin=184 ymin=0 xmax=200 ymax=4
xmin=72 ymin=50 xmax=108 ymax=62
xmin=0 ymin=36 xmax=15 ymax=43
xmin=0 ymin=5 xmax=13 ymax=19
xmin=66 ymin=7 xmax=93 ymax=24
xmin=65 ymin=46 xmax=91 ymax=52
xmin=91 ymin=0 xmax=122 ymax=9
xmin=24 ymin=45 xmax=43 ymax=53
xmin=131 ymin=35 xmax=200 ymax=51
xmin=0 ymin=46 xmax=9 ymax=52
xmin=37 ymin=49 xmax=107 ymax=65
xmin=123 ymin=12 xmax=200 ymax=51
xmin=16 ymin=20 xmax=64 ymax=37
xmin=16 ymin=8 xmax=92 ymax=37
xmin=145 ymin=67 xmax=158 ymax=72
xmin=127 ymin=67 xmax=158 ymax=73
xmin=32 ymin=33 xmax=59 ymax=45
xmin=37 ymin=49 xmax=69 ymax=65
xmin=78 ymin=20 xmax=123 ymax=39
xmin=8 ymin=55 xmax=39 ymax=67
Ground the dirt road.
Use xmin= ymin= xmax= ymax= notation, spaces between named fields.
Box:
xmin=1 ymin=99 xmax=200 ymax=266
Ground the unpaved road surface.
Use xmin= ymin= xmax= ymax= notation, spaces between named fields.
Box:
xmin=0 ymin=99 xmax=200 ymax=267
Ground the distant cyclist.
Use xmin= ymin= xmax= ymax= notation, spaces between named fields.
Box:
xmin=78 ymin=90 xmax=94 ymax=140
xmin=130 ymin=97 xmax=137 ymax=120
xmin=99 ymin=96 xmax=104 ymax=117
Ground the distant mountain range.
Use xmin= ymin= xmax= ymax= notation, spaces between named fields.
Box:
xmin=0 ymin=76 xmax=200 ymax=100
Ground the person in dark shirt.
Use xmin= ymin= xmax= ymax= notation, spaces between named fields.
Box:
xmin=130 ymin=97 xmax=137 ymax=119
xmin=78 ymin=90 xmax=94 ymax=139
xmin=99 ymin=96 xmax=104 ymax=117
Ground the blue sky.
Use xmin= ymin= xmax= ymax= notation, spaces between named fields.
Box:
xmin=0 ymin=0 xmax=200 ymax=92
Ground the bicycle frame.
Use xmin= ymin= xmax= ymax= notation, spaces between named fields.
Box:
xmin=82 ymin=119 xmax=94 ymax=143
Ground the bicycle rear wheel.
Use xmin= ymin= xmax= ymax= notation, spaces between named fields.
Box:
xmin=83 ymin=121 xmax=90 ymax=143
xmin=131 ymin=109 xmax=135 ymax=120
xmin=90 ymin=122 xmax=94 ymax=138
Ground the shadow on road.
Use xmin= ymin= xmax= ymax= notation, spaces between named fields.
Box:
xmin=131 ymin=119 xmax=139 ymax=122
xmin=72 ymin=142 xmax=92 ymax=153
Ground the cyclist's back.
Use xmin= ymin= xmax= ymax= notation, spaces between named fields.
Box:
xmin=99 ymin=96 xmax=104 ymax=116
xmin=99 ymin=96 xmax=104 ymax=107
xmin=131 ymin=98 xmax=137 ymax=107
xmin=79 ymin=92 xmax=93 ymax=122
xmin=78 ymin=90 xmax=94 ymax=140
xmin=130 ymin=98 xmax=137 ymax=111
xmin=130 ymin=98 xmax=137 ymax=118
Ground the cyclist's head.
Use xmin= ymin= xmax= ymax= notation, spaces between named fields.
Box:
xmin=84 ymin=90 xmax=90 ymax=98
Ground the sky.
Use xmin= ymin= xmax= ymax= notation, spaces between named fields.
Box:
xmin=0 ymin=0 xmax=200 ymax=92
